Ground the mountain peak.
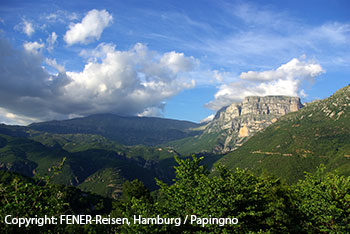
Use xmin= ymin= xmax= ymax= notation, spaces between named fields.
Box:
xmin=216 ymin=84 xmax=350 ymax=184
xmin=29 ymin=114 xmax=201 ymax=146
xmin=169 ymin=95 xmax=304 ymax=154
xmin=205 ymin=95 xmax=303 ymax=152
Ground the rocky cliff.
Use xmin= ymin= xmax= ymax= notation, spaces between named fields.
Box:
xmin=204 ymin=96 xmax=303 ymax=152
xmin=215 ymin=85 xmax=350 ymax=183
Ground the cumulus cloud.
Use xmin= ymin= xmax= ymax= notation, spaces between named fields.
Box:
xmin=64 ymin=43 xmax=196 ymax=116
xmin=240 ymin=58 xmax=323 ymax=82
xmin=0 ymin=36 xmax=196 ymax=124
xmin=64 ymin=9 xmax=113 ymax=45
xmin=0 ymin=37 xmax=64 ymax=120
xmin=160 ymin=51 xmax=197 ymax=73
xmin=23 ymin=41 xmax=45 ymax=54
xmin=206 ymin=58 xmax=324 ymax=110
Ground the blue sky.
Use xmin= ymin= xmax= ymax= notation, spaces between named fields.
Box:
xmin=0 ymin=0 xmax=349 ymax=124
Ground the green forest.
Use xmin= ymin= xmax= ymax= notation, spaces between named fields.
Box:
xmin=1 ymin=155 xmax=350 ymax=233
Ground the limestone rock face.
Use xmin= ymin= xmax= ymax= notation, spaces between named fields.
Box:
xmin=204 ymin=96 xmax=303 ymax=152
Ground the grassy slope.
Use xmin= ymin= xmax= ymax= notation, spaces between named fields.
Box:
xmin=216 ymin=85 xmax=350 ymax=183
xmin=164 ymin=131 xmax=223 ymax=155
xmin=29 ymin=131 xmax=178 ymax=161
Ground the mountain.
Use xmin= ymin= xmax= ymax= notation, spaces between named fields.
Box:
xmin=29 ymin=114 xmax=202 ymax=146
xmin=0 ymin=127 xmax=223 ymax=198
xmin=0 ymin=114 xmax=204 ymax=198
xmin=2 ymin=85 xmax=349 ymax=197
xmin=0 ymin=132 xmax=168 ymax=198
xmin=216 ymin=85 xmax=350 ymax=183
xmin=166 ymin=96 xmax=303 ymax=154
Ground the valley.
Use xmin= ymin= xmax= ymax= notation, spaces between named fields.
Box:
xmin=1 ymin=85 xmax=349 ymax=233
xmin=1 ymin=85 xmax=349 ymax=197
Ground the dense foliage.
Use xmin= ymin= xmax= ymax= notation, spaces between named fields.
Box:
xmin=293 ymin=165 xmax=350 ymax=233
xmin=3 ymin=156 xmax=347 ymax=233
xmin=0 ymin=160 xmax=113 ymax=233
xmin=115 ymin=156 xmax=350 ymax=233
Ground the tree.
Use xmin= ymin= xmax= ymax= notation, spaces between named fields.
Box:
xmin=0 ymin=160 xmax=67 ymax=233
xmin=294 ymin=165 xmax=350 ymax=233
xmin=115 ymin=155 xmax=302 ymax=233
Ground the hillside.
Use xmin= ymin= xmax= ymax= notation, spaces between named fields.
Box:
xmin=1 ymin=85 xmax=350 ymax=195
xmin=28 ymin=131 xmax=178 ymax=161
xmin=29 ymin=114 xmax=202 ymax=146
xmin=216 ymin=85 xmax=350 ymax=183
xmin=167 ymin=96 xmax=303 ymax=154
xmin=0 ymin=170 xmax=115 ymax=233
xmin=0 ymin=133 xmax=165 ymax=198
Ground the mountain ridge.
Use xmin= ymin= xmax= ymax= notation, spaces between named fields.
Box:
xmin=215 ymin=84 xmax=350 ymax=183
xmin=166 ymin=95 xmax=303 ymax=154
xmin=29 ymin=113 xmax=202 ymax=146
xmin=1 ymin=85 xmax=349 ymax=196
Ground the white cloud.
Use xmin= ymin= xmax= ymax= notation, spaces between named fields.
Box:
xmin=200 ymin=114 xmax=215 ymax=123
xmin=23 ymin=41 xmax=45 ymax=54
xmin=240 ymin=58 xmax=323 ymax=82
xmin=310 ymin=23 xmax=350 ymax=45
xmin=0 ymin=107 xmax=38 ymax=125
xmin=64 ymin=43 xmax=195 ymax=116
xmin=15 ymin=19 xmax=35 ymax=37
xmin=213 ymin=70 xmax=223 ymax=82
xmin=79 ymin=42 xmax=116 ymax=61
xmin=206 ymin=58 xmax=324 ymax=110
xmin=45 ymin=58 xmax=65 ymax=73
xmin=0 ymin=37 xmax=196 ymax=124
xmin=64 ymin=9 xmax=113 ymax=45
xmin=160 ymin=51 xmax=198 ymax=74
xmin=46 ymin=32 xmax=58 ymax=52
xmin=137 ymin=105 xmax=165 ymax=117
xmin=23 ymin=20 xmax=34 ymax=36
xmin=193 ymin=2 xmax=350 ymax=75
xmin=229 ymin=2 xmax=292 ymax=30
xmin=44 ymin=11 xmax=78 ymax=23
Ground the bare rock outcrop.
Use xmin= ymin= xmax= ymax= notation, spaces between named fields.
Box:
xmin=204 ymin=96 xmax=303 ymax=152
